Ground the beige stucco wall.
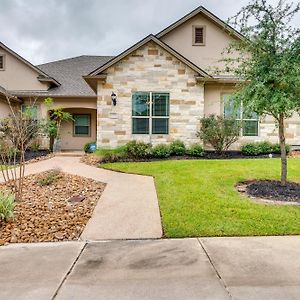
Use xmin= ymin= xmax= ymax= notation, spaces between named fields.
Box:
xmin=160 ymin=13 xmax=239 ymax=75
xmin=22 ymin=97 xmax=97 ymax=150
xmin=204 ymin=84 xmax=300 ymax=149
xmin=60 ymin=108 xmax=96 ymax=150
xmin=0 ymin=99 xmax=12 ymax=118
xmin=0 ymin=46 xmax=49 ymax=91
xmin=96 ymin=41 xmax=204 ymax=148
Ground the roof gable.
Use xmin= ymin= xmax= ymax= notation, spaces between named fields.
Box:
xmin=156 ymin=6 xmax=244 ymax=40
xmin=0 ymin=41 xmax=60 ymax=87
xmin=87 ymin=34 xmax=211 ymax=78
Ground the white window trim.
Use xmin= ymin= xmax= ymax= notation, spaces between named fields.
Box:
xmin=132 ymin=92 xmax=170 ymax=135
xmin=222 ymin=94 xmax=260 ymax=137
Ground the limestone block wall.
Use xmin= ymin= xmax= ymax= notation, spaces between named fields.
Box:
xmin=96 ymin=41 xmax=205 ymax=148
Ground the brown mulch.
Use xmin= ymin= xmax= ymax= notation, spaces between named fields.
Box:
xmin=0 ymin=170 xmax=106 ymax=245
xmin=80 ymin=154 xmax=102 ymax=166
xmin=236 ymin=180 xmax=300 ymax=205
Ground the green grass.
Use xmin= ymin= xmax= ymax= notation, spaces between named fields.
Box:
xmin=103 ymin=159 xmax=300 ymax=237
xmin=94 ymin=146 xmax=127 ymax=157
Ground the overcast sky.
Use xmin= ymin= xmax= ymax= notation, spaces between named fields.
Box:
xmin=0 ymin=0 xmax=299 ymax=65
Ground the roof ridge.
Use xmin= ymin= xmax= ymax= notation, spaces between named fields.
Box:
xmin=37 ymin=55 xmax=114 ymax=66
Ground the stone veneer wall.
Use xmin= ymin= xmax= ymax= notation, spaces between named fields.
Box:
xmin=96 ymin=41 xmax=204 ymax=148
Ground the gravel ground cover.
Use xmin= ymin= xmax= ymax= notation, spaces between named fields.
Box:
xmin=0 ymin=170 xmax=105 ymax=245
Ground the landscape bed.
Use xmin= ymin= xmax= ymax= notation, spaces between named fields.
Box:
xmin=103 ymin=158 xmax=300 ymax=237
xmin=0 ymin=170 xmax=105 ymax=244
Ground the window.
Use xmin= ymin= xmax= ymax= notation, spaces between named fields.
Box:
xmin=193 ymin=26 xmax=205 ymax=45
xmin=132 ymin=92 xmax=169 ymax=134
xmin=223 ymin=94 xmax=259 ymax=136
xmin=74 ymin=114 xmax=91 ymax=136
xmin=0 ymin=55 xmax=5 ymax=70
xmin=21 ymin=105 xmax=38 ymax=119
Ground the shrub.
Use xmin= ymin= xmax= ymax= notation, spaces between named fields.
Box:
xmin=84 ymin=141 xmax=97 ymax=153
xmin=125 ymin=140 xmax=152 ymax=158
xmin=187 ymin=144 xmax=205 ymax=157
xmin=198 ymin=115 xmax=240 ymax=154
xmin=30 ymin=141 xmax=40 ymax=152
xmin=101 ymin=152 xmax=125 ymax=163
xmin=169 ymin=140 xmax=186 ymax=156
xmin=0 ymin=190 xmax=15 ymax=222
xmin=38 ymin=169 xmax=61 ymax=186
xmin=151 ymin=144 xmax=171 ymax=158
xmin=241 ymin=141 xmax=291 ymax=156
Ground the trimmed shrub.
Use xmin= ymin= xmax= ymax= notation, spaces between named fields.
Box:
xmin=169 ymin=140 xmax=186 ymax=156
xmin=198 ymin=115 xmax=240 ymax=154
xmin=187 ymin=144 xmax=205 ymax=157
xmin=0 ymin=190 xmax=15 ymax=222
xmin=84 ymin=141 xmax=97 ymax=153
xmin=241 ymin=141 xmax=291 ymax=156
xmin=125 ymin=140 xmax=152 ymax=158
xmin=151 ymin=144 xmax=171 ymax=158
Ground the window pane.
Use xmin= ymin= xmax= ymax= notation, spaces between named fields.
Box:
xmin=243 ymin=120 xmax=258 ymax=136
xmin=22 ymin=105 xmax=38 ymax=119
xmin=75 ymin=126 xmax=89 ymax=135
xmin=0 ymin=56 xmax=3 ymax=69
xmin=152 ymin=118 xmax=169 ymax=134
xmin=132 ymin=92 xmax=150 ymax=116
xmin=223 ymin=95 xmax=240 ymax=119
xmin=152 ymin=93 xmax=169 ymax=117
xmin=243 ymin=109 xmax=258 ymax=120
xmin=132 ymin=118 xmax=149 ymax=134
xmin=74 ymin=115 xmax=89 ymax=126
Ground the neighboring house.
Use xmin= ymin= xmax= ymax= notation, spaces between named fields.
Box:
xmin=0 ymin=6 xmax=299 ymax=150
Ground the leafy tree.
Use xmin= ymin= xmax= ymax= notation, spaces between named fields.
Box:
xmin=225 ymin=0 xmax=300 ymax=185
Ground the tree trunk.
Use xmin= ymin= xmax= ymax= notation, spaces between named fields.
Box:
xmin=278 ymin=113 xmax=287 ymax=186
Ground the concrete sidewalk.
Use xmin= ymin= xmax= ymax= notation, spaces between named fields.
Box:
xmin=0 ymin=156 xmax=163 ymax=240
xmin=0 ymin=236 xmax=299 ymax=300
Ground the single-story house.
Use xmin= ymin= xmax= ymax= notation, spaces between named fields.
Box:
xmin=1 ymin=6 xmax=300 ymax=150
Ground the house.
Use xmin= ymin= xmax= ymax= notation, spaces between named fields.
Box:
xmin=0 ymin=6 xmax=299 ymax=151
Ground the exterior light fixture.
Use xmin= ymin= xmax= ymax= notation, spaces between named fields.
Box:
xmin=111 ymin=92 xmax=117 ymax=106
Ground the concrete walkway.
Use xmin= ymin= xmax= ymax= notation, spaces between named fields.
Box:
xmin=0 ymin=156 xmax=163 ymax=240
xmin=1 ymin=236 xmax=299 ymax=300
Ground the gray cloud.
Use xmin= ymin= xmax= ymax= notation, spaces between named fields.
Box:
xmin=0 ymin=0 xmax=299 ymax=64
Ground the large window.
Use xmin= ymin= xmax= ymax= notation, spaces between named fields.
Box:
xmin=132 ymin=92 xmax=169 ymax=134
xmin=73 ymin=114 xmax=91 ymax=136
xmin=223 ymin=94 xmax=259 ymax=136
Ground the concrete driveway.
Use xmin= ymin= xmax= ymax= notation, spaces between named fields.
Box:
xmin=0 ymin=236 xmax=299 ymax=300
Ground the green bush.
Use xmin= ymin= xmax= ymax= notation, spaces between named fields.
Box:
xmin=198 ymin=115 xmax=240 ymax=154
xmin=241 ymin=141 xmax=290 ymax=156
xmin=84 ymin=141 xmax=97 ymax=153
xmin=187 ymin=144 xmax=205 ymax=157
xmin=38 ymin=169 xmax=61 ymax=186
xmin=30 ymin=141 xmax=40 ymax=152
xmin=169 ymin=140 xmax=186 ymax=156
xmin=125 ymin=140 xmax=152 ymax=158
xmin=0 ymin=190 xmax=15 ymax=222
xmin=151 ymin=144 xmax=171 ymax=158
xmin=101 ymin=152 xmax=126 ymax=163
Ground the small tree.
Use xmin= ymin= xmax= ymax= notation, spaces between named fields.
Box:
xmin=43 ymin=98 xmax=73 ymax=152
xmin=198 ymin=115 xmax=240 ymax=154
xmin=0 ymin=94 xmax=40 ymax=200
xmin=225 ymin=0 xmax=300 ymax=185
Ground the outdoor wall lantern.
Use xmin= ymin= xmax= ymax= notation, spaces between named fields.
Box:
xmin=111 ymin=92 xmax=117 ymax=106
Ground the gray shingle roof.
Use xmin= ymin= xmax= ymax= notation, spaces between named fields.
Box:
xmin=37 ymin=55 xmax=114 ymax=97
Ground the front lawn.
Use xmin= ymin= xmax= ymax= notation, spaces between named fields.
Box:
xmin=103 ymin=159 xmax=300 ymax=237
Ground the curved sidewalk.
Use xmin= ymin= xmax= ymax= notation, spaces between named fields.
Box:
xmin=0 ymin=156 xmax=163 ymax=240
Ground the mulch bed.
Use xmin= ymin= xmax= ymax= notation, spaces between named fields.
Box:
xmin=237 ymin=180 xmax=300 ymax=205
xmin=0 ymin=170 xmax=106 ymax=245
